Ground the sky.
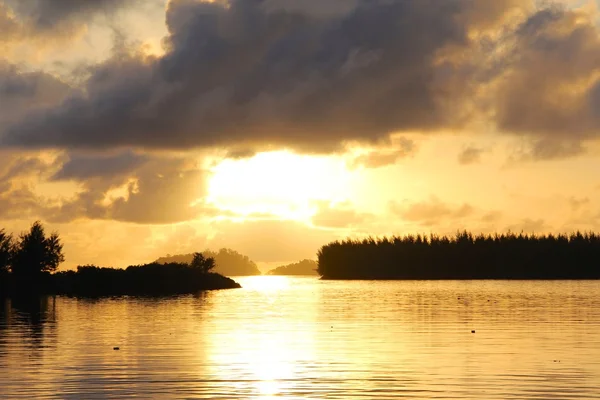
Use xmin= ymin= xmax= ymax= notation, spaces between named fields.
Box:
xmin=1 ymin=0 xmax=600 ymax=271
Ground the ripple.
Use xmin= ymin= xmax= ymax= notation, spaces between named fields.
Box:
xmin=0 ymin=279 xmax=599 ymax=398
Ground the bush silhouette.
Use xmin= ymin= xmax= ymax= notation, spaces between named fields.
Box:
xmin=53 ymin=261 xmax=240 ymax=297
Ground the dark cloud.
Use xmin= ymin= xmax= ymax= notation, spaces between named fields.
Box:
xmin=4 ymin=0 xmax=599 ymax=160
xmin=50 ymin=151 xmax=148 ymax=181
xmin=0 ymin=61 xmax=73 ymax=126
xmin=0 ymin=0 xmax=148 ymax=41
xmin=495 ymin=6 xmax=600 ymax=145
xmin=2 ymin=0 xmax=514 ymax=152
xmin=263 ymin=0 xmax=359 ymax=18
xmin=0 ymin=3 xmax=20 ymax=42
xmin=458 ymin=145 xmax=485 ymax=165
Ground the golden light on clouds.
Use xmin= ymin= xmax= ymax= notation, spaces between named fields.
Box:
xmin=207 ymin=151 xmax=354 ymax=221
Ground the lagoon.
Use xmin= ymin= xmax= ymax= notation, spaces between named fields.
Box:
xmin=1 ymin=277 xmax=600 ymax=399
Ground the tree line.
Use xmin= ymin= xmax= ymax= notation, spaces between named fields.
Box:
xmin=317 ymin=231 xmax=600 ymax=279
xmin=267 ymin=259 xmax=318 ymax=275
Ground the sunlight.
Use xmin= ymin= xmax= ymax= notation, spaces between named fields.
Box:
xmin=207 ymin=151 xmax=353 ymax=221
xmin=240 ymin=276 xmax=291 ymax=292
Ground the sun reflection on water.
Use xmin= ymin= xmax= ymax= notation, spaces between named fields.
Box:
xmin=240 ymin=275 xmax=291 ymax=292
xmin=206 ymin=275 xmax=317 ymax=398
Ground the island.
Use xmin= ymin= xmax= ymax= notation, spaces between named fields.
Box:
xmin=317 ymin=231 xmax=600 ymax=280
xmin=267 ymin=259 xmax=318 ymax=275
xmin=155 ymin=248 xmax=261 ymax=276
xmin=52 ymin=262 xmax=241 ymax=297
xmin=0 ymin=221 xmax=241 ymax=298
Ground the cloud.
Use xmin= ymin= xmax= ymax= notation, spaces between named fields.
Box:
xmin=510 ymin=138 xmax=586 ymax=162
xmin=0 ymin=154 xmax=51 ymax=181
xmin=0 ymin=185 xmax=45 ymax=220
xmin=1 ymin=0 xmax=519 ymax=152
xmin=263 ymin=0 xmax=359 ymax=18
xmin=481 ymin=210 xmax=503 ymax=223
xmin=458 ymin=145 xmax=486 ymax=165
xmin=505 ymin=218 xmax=550 ymax=233
xmin=0 ymin=152 xmax=59 ymax=220
xmin=311 ymin=201 xmax=374 ymax=228
xmin=390 ymin=196 xmax=475 ymax=226
xmin=350 ymin=137 xmax=416 ymax=168
xmin=568 ymin=196 xmax=590 ymax=211
xmin=0 ymin=150 xmax=216 ymax=225
xmin=48 ymin=154 xmax=213 ymax=224
xmin=50 ymin=151 xmax=149 ymax=181
xmin=0 ymin=61 xmax=73 ymax=126
xmin=494 ymin=5 xmax=600 ymax=148
xmin=0 ymin=0 xmax=149 ymax=43
xmin=3 ymin=0 xmax=600 ymax=161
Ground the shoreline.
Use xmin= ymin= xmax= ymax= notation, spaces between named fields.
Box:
xmin=0 ymin=269 xmax=242 ymax=299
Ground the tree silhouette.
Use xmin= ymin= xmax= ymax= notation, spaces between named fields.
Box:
xmin=191 ymin=252 xmax=215 ymax=274
xmin=11 ymin=221 xmax=65 ymax=278
xmin=317 ymin=231 xmax=600 ymax=279
xmin=0 ymin=229 xmax=11 ymax=275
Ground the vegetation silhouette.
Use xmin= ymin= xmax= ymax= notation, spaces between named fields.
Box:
xmin=267 ymin=259 xmax=318 ymax=275
xmin=155 ymin=248 xmax=260 ymax=276
xmin=0 ymin=230 xmax=9 ymax=296
xmin=0 ymin=222 xmax=64 ymax=295
xmin=0 ymin=222 xmax=240 ymax=298
xmin=54 ymin=262 xmax=240 ymax=297
xmin=317 ymin=231 xmax=600 ymax=280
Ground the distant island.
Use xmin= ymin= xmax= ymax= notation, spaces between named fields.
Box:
xmin=318 ymin=231 xmax=600 ymax=280
xmin=0 ymin=221 xmax=241 ymax=298
xmin=267 ymin=259 xmax=318 ymax=275
xmin=155 ymin=248 xmax=261 ymax=276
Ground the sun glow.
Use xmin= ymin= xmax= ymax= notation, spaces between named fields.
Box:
xmin=207 ymin=151 xmax=353 ymax=220
xmin=239 ymin=276 xmax=291 ymax=292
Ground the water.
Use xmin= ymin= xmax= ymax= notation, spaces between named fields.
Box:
xmin=1 ymin=277 xmax=600 ymax=399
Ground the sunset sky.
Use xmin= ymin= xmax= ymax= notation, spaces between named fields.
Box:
xmin=2 ymin=0 xmax=600 ymax=270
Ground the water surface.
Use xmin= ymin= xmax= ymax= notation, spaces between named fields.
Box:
xmin=1 ymin=277 xmax=599 ymax=399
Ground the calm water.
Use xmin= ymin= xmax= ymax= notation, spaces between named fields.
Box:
xmin=1 ymin=277 xmax=600 ymax=399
